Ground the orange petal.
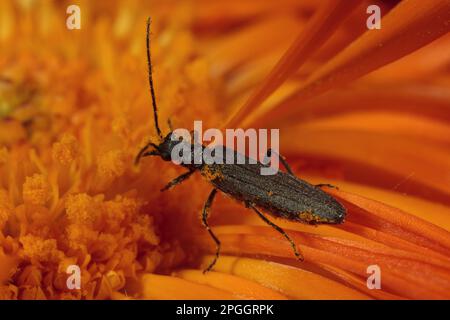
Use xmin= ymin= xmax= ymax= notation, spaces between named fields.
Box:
xmin=252 ymin=0 xmax=450 ymax=126
xmin=198 ymin=255 xmax=371 ymax=300
xmin=293 ymin=112 xmax=450 ymax=145
xmin=173 ymin=269 xmax=288 ymax=299
xmin=193 ymin=0 xmax=316 ymax=29
xmin=329 ymin=189 xmax=450 ymax=255
xmin=257 ymin=82 xmax=450 ymax=127
xmin=205 ymin=15 xmax=302 ymax=77
xmin=317 ymin=263 xmax=405 ymax=300
xmin=223 ymin=0 xmax=364 ymax=128
xmin=134 ymin=273 xmax=238 ymax=300
xmin=365 ymin=34 xmax=450 ymax=82
xmin=194 ymin=225 xmax=450 ymax=299
xmin=281 ymin=128 xmax=450 ymax=204
xmin=304 ymin=177 xmax=450 ymax=232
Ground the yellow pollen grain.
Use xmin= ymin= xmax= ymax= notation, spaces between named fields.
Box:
xmin=65 ymin=193 xmax=101 ymax=226
xmin=52 ymin=133 xmax=79 ymax=165
xmin=201 ymin=165 xmax=223 ymax=181
xmin=298 ymin=211 xmax=318 ymax=223
xmin=20 ymin=234 xmax=64 ymax=263
xmin=97 ymin=150 xmax=126 ymax=180
xmin=298 ymin=210 xmax=333 ymax=223
xmin=22 ymin=173 xmax=51 ymax=205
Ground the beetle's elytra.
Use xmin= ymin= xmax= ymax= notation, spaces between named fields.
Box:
xmin=136 ymin=18 xmax=346 ymax=273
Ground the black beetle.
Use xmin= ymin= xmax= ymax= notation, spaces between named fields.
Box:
xmin=136 ymin=18 xmax=346 ymax=273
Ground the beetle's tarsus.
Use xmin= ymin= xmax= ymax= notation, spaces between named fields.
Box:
xmin=202 ymin=189 xmax=220 ymax=273
xmin=294 ymin=250 xmax=304 ymax=262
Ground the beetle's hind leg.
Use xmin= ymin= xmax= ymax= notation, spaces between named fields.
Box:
xmin=266 ymin=149 xmax=295 ymax=176
xmin=202 ymin=189 xmax=220 ymax=273
xmin=248 ymin=203 xmax=304 ymax=261
xmin=160 ymin=169 xmax=195 ymax=191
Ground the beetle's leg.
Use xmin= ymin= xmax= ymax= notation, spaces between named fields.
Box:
xmin=134 ymin=143 xmax=159 ymax=165
xmin=265 ymin=148 xmax=294 ymax=176
xmin=202 ymin=189 xmax=220 ymax=273
xmin=161 ymin=169 xmax=196 ymax=191
xmin=248 ymin=203 xmax=304 ymax=261
xmin=315 ymin=183 xmax=339 ymax=190
xmin=141 ymin=150 xmax=159 ymax=157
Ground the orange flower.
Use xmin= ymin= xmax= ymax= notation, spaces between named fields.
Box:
xmin=0 ymin=0 xmax=449 ymax=300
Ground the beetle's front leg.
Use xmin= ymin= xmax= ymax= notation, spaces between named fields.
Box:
xmin=160 ymin=169 xmax=195 ymax=191
xmin=135 ymin=142 xmax=159 ymax=165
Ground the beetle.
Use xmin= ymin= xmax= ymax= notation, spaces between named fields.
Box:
xmin=136 ymin=18 xmax=346 ymax=273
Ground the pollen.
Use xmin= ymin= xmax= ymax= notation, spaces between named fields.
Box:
xmin=66 ymin=224 xmax=98 ymax=250
xmin=201 ymin=165 xmax=223 ymax=181
xmin=112 ymin=116 xmax=130 ymax=140
xmin=298 ymin=210 xmax=320 ymax=223
xmin=22 ymin=173 xmax=51 ymax=206
xmin=65 ymin=193 xmax=102 ymax=227
xmin=19 ymin=234 xmax=64 ymax=263
xmin=52 ymin=133 xmax=79 ymax=165
xmin=103 ymin=195 xmax=143 ymax=231
xmin=297 ymin=210 xmax=334 ymax=224
xmin=97 ymin=150 xmax=127 ymax=180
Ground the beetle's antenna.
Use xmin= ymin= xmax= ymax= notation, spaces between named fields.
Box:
xmin=146 ymin=17 xmax=163 ymax=140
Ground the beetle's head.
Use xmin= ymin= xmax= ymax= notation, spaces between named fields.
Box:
xmin=135 ymin=131 xmax=190 ymax=165
xmin=156 ymin=131 xmax=186 ymax=161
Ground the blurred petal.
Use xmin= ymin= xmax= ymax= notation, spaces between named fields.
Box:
xmin=250 ymin=0 xmax=450 ymax=126
xmin=223 ymin=0 xmax=364 ymax=127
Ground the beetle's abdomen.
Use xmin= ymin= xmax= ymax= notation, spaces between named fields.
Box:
xmin=201 ymin=161 xmax=346 ymax=225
